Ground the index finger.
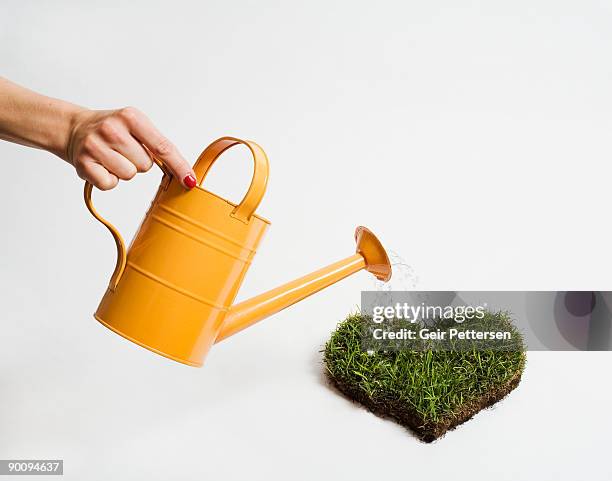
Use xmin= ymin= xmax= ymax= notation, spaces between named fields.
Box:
xmin=118 ymin=107 xmax=196 ymax=189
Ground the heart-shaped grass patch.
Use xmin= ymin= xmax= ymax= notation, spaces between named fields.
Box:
xmin=323 ymin=312 xmax=526 ymax=442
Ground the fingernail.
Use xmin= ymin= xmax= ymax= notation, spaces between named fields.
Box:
xmin=183 ymin=174 xmax=197 ymax=189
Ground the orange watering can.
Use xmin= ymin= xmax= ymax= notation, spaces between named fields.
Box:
xmin=84 ymin=137 xmax=391 ymax=367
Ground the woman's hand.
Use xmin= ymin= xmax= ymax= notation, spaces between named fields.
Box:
xmin=66 ymin=107 xmax=197 ymax=190
xmin=0 ymin=77 xmax=197 ymax=190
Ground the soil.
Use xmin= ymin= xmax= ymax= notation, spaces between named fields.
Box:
xmin=326 ymin=370 xmax=523 ymax=443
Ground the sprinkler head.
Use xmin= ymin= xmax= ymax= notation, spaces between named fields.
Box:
xmin=354 ymin=226 xmax=392 ymax=282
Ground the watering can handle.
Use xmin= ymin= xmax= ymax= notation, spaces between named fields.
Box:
xmin=83 ymin=181 xmax=126 ymax=291
xmin=82 ymin=154 xmax=168 ymax=291
xmin=83 ymin=137 xmax=269 ymax=291
xmin=193 ymin=136 xmax=269 ymax=223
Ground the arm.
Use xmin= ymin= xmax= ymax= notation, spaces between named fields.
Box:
xmin=0 ymin=77 xmax=197 ymax=190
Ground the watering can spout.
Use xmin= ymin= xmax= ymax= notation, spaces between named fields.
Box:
xmin=215 ymin=226 xmax=392 ymax=342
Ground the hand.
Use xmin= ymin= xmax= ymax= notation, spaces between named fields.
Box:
xmin=66 ymin=107 xmax=197 ymax=190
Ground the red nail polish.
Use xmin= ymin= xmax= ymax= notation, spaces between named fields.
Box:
xmin=183 ymin=174 xmax=197 ymax=189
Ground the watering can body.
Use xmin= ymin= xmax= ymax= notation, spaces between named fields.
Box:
xmin=86 ymin=137 xmax=391 ymax=367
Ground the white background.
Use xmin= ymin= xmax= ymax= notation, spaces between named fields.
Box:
xmin=1 ymin=1 xmax=611 ymax=479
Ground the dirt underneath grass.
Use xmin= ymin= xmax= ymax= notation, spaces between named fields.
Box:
xmin=323 ymin=312 xmax=526 ymax=443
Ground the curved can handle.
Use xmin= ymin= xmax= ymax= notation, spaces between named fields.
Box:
xmin=83 ymin=182 xmax=126 ymax=291
xmin=193 ymin=137 xmax=269 ymax=224
xmin=83 ymin=153 xmax=168 ymax=291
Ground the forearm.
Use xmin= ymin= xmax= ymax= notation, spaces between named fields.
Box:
xmin=0 ymin=77 xmax=84 ymax=160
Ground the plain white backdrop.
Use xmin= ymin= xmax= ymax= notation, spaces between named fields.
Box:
xmin=1 ymin=1 xmax=611 ymax=479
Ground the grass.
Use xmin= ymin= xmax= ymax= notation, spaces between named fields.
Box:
xmin=323 ymin=311 xmax=526 ymax=442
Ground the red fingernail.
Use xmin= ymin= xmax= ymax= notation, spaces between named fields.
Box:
xmin=183 ymin=174 xmax=197 ymax=189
